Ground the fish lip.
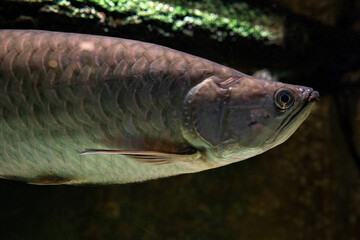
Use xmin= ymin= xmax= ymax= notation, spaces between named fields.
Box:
xmin=308 ymin=90 xmax=320 ymax=102
xmin=263 ymin=90 xmax=318 ymax=146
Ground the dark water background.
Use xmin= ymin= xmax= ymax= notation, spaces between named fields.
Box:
xmin=0 ymin=0 xmax=360 ymax=239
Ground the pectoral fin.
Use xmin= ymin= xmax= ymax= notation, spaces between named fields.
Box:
xmin=28 ymin=174 xmax=73 ymax=185
xmin=1 ymin=174 xmax=73 ymax=185
xmin=79 ymin=149 xmax=201 ymax=165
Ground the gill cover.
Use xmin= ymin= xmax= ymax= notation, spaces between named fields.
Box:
xmin=182 ymin=77 xmax=231 ymax=148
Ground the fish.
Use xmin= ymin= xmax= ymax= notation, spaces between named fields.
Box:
xmin=0 ymin=30 xmax=319 ymax=184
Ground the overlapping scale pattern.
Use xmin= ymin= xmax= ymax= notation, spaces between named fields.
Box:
xmin=0 ymin=30 xmax=241 ymax=183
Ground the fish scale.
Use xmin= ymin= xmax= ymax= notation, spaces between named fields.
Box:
xmin=0 ymin=30 xmax=237 ymax=183
xmin=0 ymin=30 xmax=318 ymax=184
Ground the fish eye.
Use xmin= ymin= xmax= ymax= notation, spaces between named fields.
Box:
xmin=275 ymin=89 xmax=294 ymax=110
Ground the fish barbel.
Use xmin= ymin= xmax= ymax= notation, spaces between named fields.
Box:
xmin=0 ymin=30 xmax=319 ymax=184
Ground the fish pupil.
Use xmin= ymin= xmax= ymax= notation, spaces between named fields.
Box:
xmin=274 ymin=89 xmax=294 ymax=110
xmin=280 ymin=94 xmax=290 ymax=103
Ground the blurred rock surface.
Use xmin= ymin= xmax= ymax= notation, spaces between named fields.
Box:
xmin=272 ymin=0 xmax=341 ymax=25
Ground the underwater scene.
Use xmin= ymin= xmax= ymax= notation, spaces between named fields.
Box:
xmin=0 ymin=0 xmax=359 ymax=239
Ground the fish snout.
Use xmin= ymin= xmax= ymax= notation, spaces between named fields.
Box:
xmin=308 ymin=91 xmax=320 ymax=102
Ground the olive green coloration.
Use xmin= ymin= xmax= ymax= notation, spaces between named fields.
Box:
xmin=0 ymin=30 xmax=318 ymax=184
xmin=41 ymin=0 xmax=282 ymax=42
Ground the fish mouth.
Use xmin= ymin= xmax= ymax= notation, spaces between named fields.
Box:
xmin=284 ymin=91 xmax=319 ymax=127
xmin=264 ymin=90 xmax=319 ymax=146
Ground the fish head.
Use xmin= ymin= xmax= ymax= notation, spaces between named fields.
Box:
xmin=182 ymin=75 xmax=319 ymax=162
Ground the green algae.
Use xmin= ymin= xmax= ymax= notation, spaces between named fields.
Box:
xmin=89 ymin=0 xmax=282 ymax=41
xmin=40 ymin=0 xmax=283 ymax=42
xmin=41 ymin=0 xmax=105 ymax=21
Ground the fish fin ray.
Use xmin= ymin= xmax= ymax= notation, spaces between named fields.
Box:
xmin=28 ymin=174 xmax=72 ymax=185
xmin=79 ymin=149 xmax=201 ymax=165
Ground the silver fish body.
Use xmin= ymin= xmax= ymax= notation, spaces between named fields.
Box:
xmin=0 ymin=30 xmax=319 ymax=184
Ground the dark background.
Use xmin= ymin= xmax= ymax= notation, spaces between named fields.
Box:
xmin=0 ymin=0 xmax=359 ymax=239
